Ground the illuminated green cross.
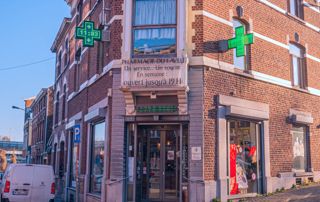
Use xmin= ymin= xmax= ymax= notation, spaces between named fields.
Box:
xmin=228 ymin=26 xmax=254 ymax=57
xmin=76 ymin=21 xmax=101 ymax=47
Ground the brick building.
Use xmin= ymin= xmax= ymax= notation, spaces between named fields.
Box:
xmin=51 ymin=17 xmax=72 ymax=200
xmin=23 ymin=97 xmax=35 ymax=163
xmin=51 ymin=0 xmax=320 ymax=201
xmin=30 ymin=87 xmax=53 ymax=164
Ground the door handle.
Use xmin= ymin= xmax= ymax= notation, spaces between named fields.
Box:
xmin=23 ymin=183 xmax=31 ymax=186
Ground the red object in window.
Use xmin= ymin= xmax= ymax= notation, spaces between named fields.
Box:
xmin=51 ymin=182 xmax=55 ymax=194
xmin=230 ymin=144 xmax=239 ymax=195
xmin=4 ymin=180 xmax=10 ymax=193
xmin=248 ymin=146 xmax=256 ymax=157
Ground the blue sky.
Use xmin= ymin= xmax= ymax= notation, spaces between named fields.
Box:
xmin=0 ymin=1 xmax=70 ymax=141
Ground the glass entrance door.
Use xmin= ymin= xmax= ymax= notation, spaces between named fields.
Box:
xmin=136 ymin=125 xmax=179 ymax=202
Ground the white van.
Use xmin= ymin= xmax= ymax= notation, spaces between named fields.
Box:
xmin=0 ymin=164 xmax=55 ymax=202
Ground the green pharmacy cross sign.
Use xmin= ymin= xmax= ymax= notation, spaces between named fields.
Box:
xmin=228 ymin=26 xmax=254 ymax=57
xmin=76 ymin=21 xmax=101 ymax=47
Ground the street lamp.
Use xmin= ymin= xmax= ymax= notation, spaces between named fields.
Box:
xmin=12 ymin=106 xmax=25 ymax=111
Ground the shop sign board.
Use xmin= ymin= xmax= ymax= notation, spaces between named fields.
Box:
xmin=136 ymin=105 xmax=178 ymax=113
xmin=121 ymin=57 xmax=187 ymax=89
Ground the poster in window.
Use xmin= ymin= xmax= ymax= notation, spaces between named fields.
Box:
xmin=167 ymin=151 xmax=174 ymax=160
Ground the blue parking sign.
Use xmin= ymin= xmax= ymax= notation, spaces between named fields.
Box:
xmin=74 ymin=125 xmax=81 ymax=143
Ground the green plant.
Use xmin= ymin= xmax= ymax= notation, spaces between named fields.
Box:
xmin=212 ymin=199 xmax=221 ymax=202
xmin=291 ymin=184 xmax=296 ymax=189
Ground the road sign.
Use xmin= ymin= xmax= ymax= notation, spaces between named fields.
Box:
xmin=228 ymin=26 xmax=254 ymax=57
xmin=76 ymin=21 xmax=101 ymax=47
xmin=74 ymin=125 xmax=81 ymax=143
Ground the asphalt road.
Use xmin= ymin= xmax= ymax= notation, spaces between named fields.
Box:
xmin=245 ymin=184 xmax=320 ymax=202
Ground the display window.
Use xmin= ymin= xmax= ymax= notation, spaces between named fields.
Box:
xmin=228 ymin=119 xmax=262 ymax=195
xmin=292 ymin=126 xmax=308 ymax=172
xmin=69 ymin=131 xmax=79 ymax=188
xmin=90 ymin=121 xmax=106 ymax=194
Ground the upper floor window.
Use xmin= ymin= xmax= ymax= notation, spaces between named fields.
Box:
xmin=57 ymin=51 xmax=62 ymax=76
xmin=133 ymin=0 xmax=177 ymax=57
xmin=76 ymin=1 xmax=83 ymax=25
xmin=55 ymin=92 xmax=60 ymax=125
xmin=289 ymin=0 xmax=304 ymax=19
xmin=232 ymin=19 xmax=249 ymax=70
xmin=289 ymin=43 xmax=306 ymax=88
xmin=64 ymin=39 xmax=70 ymax=67
xmin=62 ymin=85 xmax=67 ymax=120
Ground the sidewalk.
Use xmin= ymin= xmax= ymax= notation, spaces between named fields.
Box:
xmin=245 ymin=184 xmax=320 ymax=202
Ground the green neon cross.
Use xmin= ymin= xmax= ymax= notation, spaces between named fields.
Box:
xmin=228 ymin=26 xmax=254 ymax=57
xmin=76 ymin=21 xmax=101 ymax=47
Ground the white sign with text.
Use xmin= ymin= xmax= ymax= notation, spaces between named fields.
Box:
xmin=121 ymin=57 xmax=187 ymax=88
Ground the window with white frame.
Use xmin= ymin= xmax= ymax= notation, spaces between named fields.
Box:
xmin=290 ymin=43 xmax=306 ymax=88
xmin=132 ymin=0 xmax=177 ymax=56
xmin=90 ymin=121 xmax=105 ymax=194
xmin=232 ymin=19 xmax=249 ymax=70
xmin=289 ymin=0 xmax=304 ymax=19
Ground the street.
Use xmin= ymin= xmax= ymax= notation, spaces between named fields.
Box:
xmin=246 ymin=185 xmax=320 ymax=202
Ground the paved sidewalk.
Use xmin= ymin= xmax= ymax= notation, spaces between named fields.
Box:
xmin=245 ymin=184 xmax=320 ymax=202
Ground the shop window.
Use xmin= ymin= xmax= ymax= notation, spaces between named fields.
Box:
xmin=289 ymin=0 xmax=304 ymax=19
xmin=69 ymin=131 xmax=78 ymax=188
xmin=290 ymin=43 xmax=306 ymax=89
xmin=59 ymin=141 xmax=65 ymax=177
xmin=292 ymin=126 xmax=309 ymax=171
xmin=132 ymin=0 xmax=177 ymax=56
xmin=228 ymin=119 xmax=262 ymax=195
xmin=53 ymin=143 xmax=57 ymax=174
xmin=90 ymin=121 xmax=105 ymax=194
xmin=232 ymin=19 xmax=249 ymax=70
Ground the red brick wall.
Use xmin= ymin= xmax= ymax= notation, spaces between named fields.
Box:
xmin=193 ymin=0 xmax=320 ymax=89
xmin=203 ymin=67 xmax=320 ymax=180
xmin=64 ymin=0 xmax=122 ymax=176
xmin=193 ymin=1 xmax=320 ymax=180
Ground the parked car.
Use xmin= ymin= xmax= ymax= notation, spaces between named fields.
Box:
xmin=0 ymin=164 xmax=55 ymax=202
